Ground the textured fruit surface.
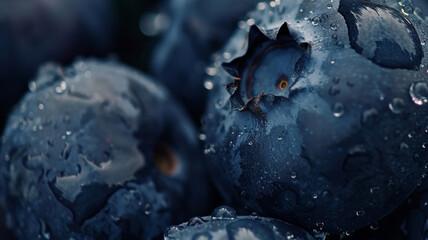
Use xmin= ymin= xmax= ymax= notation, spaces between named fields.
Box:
xmin=152 ymin=0 xmax=260 ymax=121
xmin=164 ymin=206 xmax=315 ymax=240
xmin=0 ymin=60 xmax=208 ymax=239
xmin=203 ymin=0 xmax=428 ymax=234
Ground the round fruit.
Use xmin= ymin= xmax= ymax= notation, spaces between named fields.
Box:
xmin=164 ymin=206 xmax=315 ymax=240
xmin=0 ymin=60 xmax=208 ymax=239
xmin=152 ymin=0 xmax=260 ymax=121
xmin=203 ymin=0 xmax=428 ymax=234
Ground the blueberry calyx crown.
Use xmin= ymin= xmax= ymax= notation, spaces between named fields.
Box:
xmin=222 ymin=22 xmax=310 ymax=117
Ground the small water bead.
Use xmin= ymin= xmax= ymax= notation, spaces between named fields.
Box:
xmin=199 ymin=134 xmax=206 ymax=141
xmin=327 ymin=4 xmax=333 ymax=9
xmin=223 ymin=52 xmax=231 ymax=60
xmin=247 ymin=18 xmax=255 ymax=25
xmin=211 ymin=206 xmax=236 ymax=220
xmin=409 ymin=82 xmax=428 ymax=105
xmin=144 ymin=204 xmax=151 ymax=215
xmin=402 ymin=5 xmax=414 ymax=15
xmin=29 ymin=81 xmax=38 ymax=92
xmin=139 ymin=12 xmax=170 ymax=37
xmin=400 ymin=142 xmax=409 ymax=151
xmin=205 ymin=67 xmax=218 ymax=76
xmin=312 ymin=16 xmax=321 ymax=26
xmin=330 ymin=23 xmax=337 ymax=31
xmin=423 ymin=142 xmax=428 ymax=149
xmin=204 ymin=80 xmax=214 ymax=90
xmin=286 ymin=233 xmax=295 ymax=239
xmin=370 ymin=223 xmax=379 ymax=230
xmin=389 ymin=98 xmax=406 ymax=114
xmin=370 ymin=186 xmax=380 ymax=194
xmin=248 ymin=141 xmax=253 ymax=146
xmin=38 ymin=104 xmax=45 ymax=110
xmin=361 ymin=108 xmax=379 ymax=126
xmin=257 ymin=2 xmax=267 ymax=10
xmin=55 ymin=81 xmax=67 ymax=94
xmin=290 ymin=172 xmax=297 ymax=179
xmin=332 ymin=102 xmax=345 ymax=117
xmin=356 ymin=210 xmax=365 ymax=216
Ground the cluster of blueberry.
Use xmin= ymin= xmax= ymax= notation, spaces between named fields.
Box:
xmin=0 ymin=0 xmax=427 ymax=239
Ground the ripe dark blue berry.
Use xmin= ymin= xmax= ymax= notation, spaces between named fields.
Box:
xmin=164 ymin=206 xmax=315 ymax=240
xmin=0 ymin=60 xmax=209 ymax=239
xmin=203 ymin=0 xmax=428 ymax=234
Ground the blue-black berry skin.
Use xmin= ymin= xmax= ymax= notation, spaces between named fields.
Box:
xmin=0 ymin=60 xmax=209 ymax=239
xmin=152 ymin=0 xmax=260 ymax=120
xmin=203 ymin=0 xmax=428 ymax=234
xmin=164 ymin=206 xmax=315 ymax=240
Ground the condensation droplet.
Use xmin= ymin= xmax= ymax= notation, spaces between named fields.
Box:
xmin=55 ymin=81 xmax=67 ymax=94
xmin=211 ymin=206 xmax=236 ymax=220
xmin=361 ymin=108 xmax=378 ymax=126
xmin=144 ymin=203 xmax=151 ymax=215
xmin=356 ymin=209 xmax=365 ymax=216
xmin=332 ymin=102 xmax=345 ymax=117
xmin=312 ymin=16 xmax=321 ymax=26
xmin=204 ymin=81 xmax=214 ymax=90
xmin=199 ymin=134 xmax=206 ymax=141
xmin=409 ymin=82 xmax=428 ymax=105
xmin=389 ymin=98 xmax=406 ymax=114
xmin=402 ymin=5 xmax=414 ymax=15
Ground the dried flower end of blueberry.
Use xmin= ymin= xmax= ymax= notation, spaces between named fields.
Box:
xmin=338 ymin=0 xmax=424 ymax=70
xmin=222 ymin=22 xmax=310 ymax=116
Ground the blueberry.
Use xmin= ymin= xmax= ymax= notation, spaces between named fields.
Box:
xmin=0 ymin=0 xmax=115 ymax=130
xmin=0 ymin=60 xmax=209 ymax=239
xmin=152 ymin=0 xmax=260 ymax=121
xmin=164 ymin=206 xmax=315 ymax=240
xmin=203 ymin=0 xmax=428 ymax=234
